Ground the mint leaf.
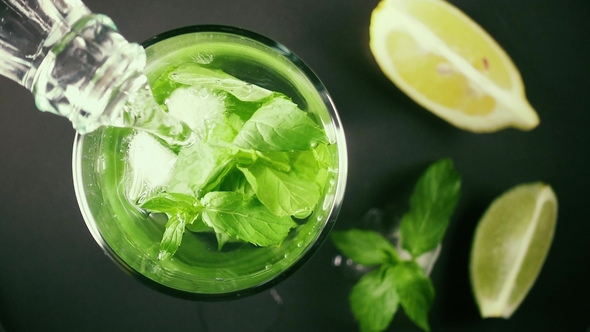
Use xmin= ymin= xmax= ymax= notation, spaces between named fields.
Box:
xmin=313 ymin=143 xmax=333 ymax=168
xmin=186 ymin=216 xmax=213 ymax=233
xmin=216 ymin=232 xmax=231 ymax=251
xmin=158 ymin=215 xmax=186 ymax=260
xmin=255 ymin=151 xmax=292 ymax=172
xmin=239 ymin=150 xmax=321 ymax=217
xmin=201 ymin=191 xmax=297 ymax=246
xmin=225 ymin=93 xmax=266 ymax=122
xmin=233 ymin=97 xmax=328 ymax=152
xmin=331 ymin=229 xmax=399 ymax=266
xmin=312 ymin=143 xmax=333 ymax=193
xmin=400 ymin=158 xmax=461 ymax=257
xmin=140 ymin=192 xmax=200 ymax=214
xmin=168 ymin=141 xmax=235 ymax=196
xmin=390 ymin=261 xmax=435 ymax=331
xmin=170 ymin=63 xmax=273 ymax=102
xmin=350 ymin=265 xmax=399 ymax=332
xmin=219 ymin=168 xmax=255 ymax=196
xmin=140 ymin=192 xmax=202 ymax=260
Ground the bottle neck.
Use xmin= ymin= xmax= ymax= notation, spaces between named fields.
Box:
xmin=1 ymin=0 xmax=91 ymax=86
xmin=30 ymin=13 xmax=148 ymax=133
xmin=1 ymin=0 xmax=194 ymax=145
xmin=1 ymin=1 xmax=147 ymax=133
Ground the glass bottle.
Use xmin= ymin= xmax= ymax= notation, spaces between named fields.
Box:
xmin=0 ymin=0 xmax=192 ymax=144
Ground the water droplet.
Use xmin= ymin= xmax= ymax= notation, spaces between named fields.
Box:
xmin=284 ymin=254 xmax=290 ymax=259
xmin=345 ymin=259 xmax=354 ymax=266
xmin=270 ymin=288 xmax=283 ymax=305
xmin=333 ymin=255 xmax=342 ymax=267
xmin=297 ymin=242 xmax=303 ymax=248
xmin=265 ymin=264 xmax=272 ymax=270
xmin=215 ymin=277 xmax=224 ymax=281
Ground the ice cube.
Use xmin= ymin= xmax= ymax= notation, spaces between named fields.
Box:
xmin=166 ymin=86 xmax=226 ymax=139
xmin=126 ymin=131 xmax=178 ymax=202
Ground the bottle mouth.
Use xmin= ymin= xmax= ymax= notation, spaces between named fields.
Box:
xmin=72 ymin=24 xmax=348 ymax=300
xmin=28 ymin=13 xmax=149 ymax=134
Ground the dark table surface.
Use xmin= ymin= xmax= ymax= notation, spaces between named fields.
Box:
xmin=1 ymin=0 xmax=589 ymax=331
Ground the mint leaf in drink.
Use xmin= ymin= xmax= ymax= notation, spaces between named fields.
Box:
xmin=312 ymin=143 xmax=333 ymax=191
xmin=331 ymin=229 xmax=399 ymax=266
xmin=158 ymin=215 xmax=186 ymax=260
xmin=350 ymin=265 xmax=399 ymax=332
xmin=225 ymin=94 xmax=266 ymax=123
xmin=219 ymin=168 xmax=255 ymax=196
xmin=168 ymin=141 xmax=235 ymax=196
xmin=255 ymin=151 xmax=292 ymax=172
xmin=239 ymin=150 xmax=321 ymax=217
xmin=233 ymin=97 xmax=328 ymax=152
xmin=201 ymin=191 xmax=297 ymax=246
xmin=400 ymin=158 xmax=461 ymax=257
xmin=140 ymin=192 xmax=201 ymax=214
xmin=186 ymin=216 xmax=213 ymax=233
xmin=170 ymin=63 xmax=274 ymax=102
xmin=313 ymin=142 xmax=333 ymax=167
xmin=216 ymin=232 xmax=231 ymax=251
xmin=391 ymin=261 xmax=435 ymax=332
xmin=140 ymin=192 xmax=202 ymax=260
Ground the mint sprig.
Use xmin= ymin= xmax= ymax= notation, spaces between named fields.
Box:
xmin=331 ymin=158 xmax=461 ymax=332
xmin=138 ymin=66 xmax=332 ymax=259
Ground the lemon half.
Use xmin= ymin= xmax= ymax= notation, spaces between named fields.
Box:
xmin=370 ymin=0 xmax=539 ymax=132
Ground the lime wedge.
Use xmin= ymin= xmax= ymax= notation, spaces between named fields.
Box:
xmin=470 ymin=182 xmax=557 ymax=318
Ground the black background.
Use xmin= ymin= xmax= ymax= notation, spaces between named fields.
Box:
xmin=1 ymin=0 xmax=589 ymax=331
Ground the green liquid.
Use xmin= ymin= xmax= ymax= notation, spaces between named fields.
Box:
xmin=77 ymin=29 xmax=343 ymax=297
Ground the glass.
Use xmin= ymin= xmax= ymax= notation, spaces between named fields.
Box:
xmin=72 ymin=25 xmax=348 ymax=300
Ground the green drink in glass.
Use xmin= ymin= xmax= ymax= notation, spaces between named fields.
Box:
xmin=73 ymin=25 xmax=347 ymax=300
